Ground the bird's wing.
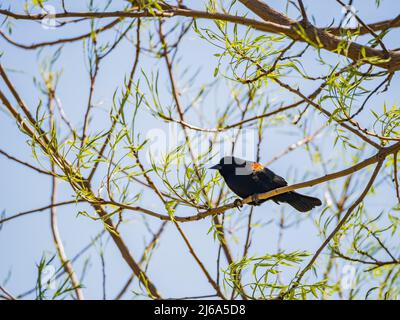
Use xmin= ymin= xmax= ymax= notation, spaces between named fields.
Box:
xmin=268 ymin=168 xmax=288 ymax=187
xmin=252 ymin=167 xmax=288 ymax=192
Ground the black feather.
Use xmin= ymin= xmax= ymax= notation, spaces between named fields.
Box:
xmin=211 ymin=156 xmax=322 ymax=213
xmin=276 ymin=191 xmax=322 ymax=212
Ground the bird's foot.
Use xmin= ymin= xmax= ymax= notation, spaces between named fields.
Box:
xmin=234 ymin=198 xmax=243 ymax=208
xmin=251 ymin=194 xmax=260 ymax=205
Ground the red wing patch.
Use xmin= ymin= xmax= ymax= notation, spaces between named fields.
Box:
xmin=251 ymin=162 xmax=264 ymax=172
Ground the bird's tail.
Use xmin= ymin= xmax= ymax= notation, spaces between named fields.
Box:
xmin=278 ymin=191 xmax=322 ymax=212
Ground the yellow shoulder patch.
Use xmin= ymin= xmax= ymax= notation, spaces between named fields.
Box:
xmin=251 ymin=162 xmax=264 ymax=171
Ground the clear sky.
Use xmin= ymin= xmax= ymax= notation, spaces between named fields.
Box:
xmin=0 ymin=0 xmax=399 ymax=299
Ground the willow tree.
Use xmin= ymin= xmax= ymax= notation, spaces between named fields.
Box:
xmin=0 ymin=0 xmax=399 ymax=300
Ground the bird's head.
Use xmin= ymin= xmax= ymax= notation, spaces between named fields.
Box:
xmin=210 ymin=156 xmax=255 ymax=176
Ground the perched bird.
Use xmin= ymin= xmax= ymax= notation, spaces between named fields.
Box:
xmin=210 ymin=156 xmax=322 ymax=212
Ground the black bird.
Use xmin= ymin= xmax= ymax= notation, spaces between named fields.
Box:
xmin=210 ymin=156 xmax=322 ymax=212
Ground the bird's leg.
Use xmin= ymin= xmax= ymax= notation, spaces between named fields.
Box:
xmin=251 ymin=194 xmax=260 ymax=205
xmin=234 ymin=198 xmax=243 ymax=208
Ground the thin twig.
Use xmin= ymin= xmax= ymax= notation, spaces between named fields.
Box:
xmin=115 ymin=221 xmax=167 ymax=300
xmin=0 ymin=18 xmax=122 ymax=50
xmin=280 ymin=160 xmax=384 ymax=299
xmin=0 ymin=148 xmax=53 ymax=176
xmin=47 ymin=84 xmax=84 ymax=300
xmin=0 ymin=200 xmax=84 ymax=225
xmin=1 ymin=6 xmax=399 ymax=70
xmin=0 ymin=285 xmax=15 ymax=300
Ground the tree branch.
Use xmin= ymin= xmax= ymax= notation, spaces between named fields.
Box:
xmin=280 ymin=159 xmax=384 ymax=299
xmin=1 ymin=5 xmax=400 ymax=70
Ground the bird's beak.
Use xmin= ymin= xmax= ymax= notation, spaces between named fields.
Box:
xmin=209 ymin=164 xmax=222 ymax=170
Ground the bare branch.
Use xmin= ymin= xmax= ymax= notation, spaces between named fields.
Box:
xmin=1 ymin=6 xmax=400 ymax=70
